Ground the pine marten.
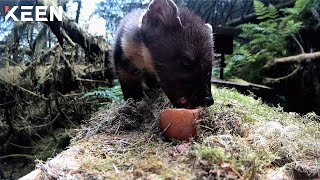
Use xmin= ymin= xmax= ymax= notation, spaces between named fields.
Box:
xmin=113 ymin=0 xmax=214 ymax=108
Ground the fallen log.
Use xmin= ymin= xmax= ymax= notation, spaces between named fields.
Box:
xmin=266 ymin=52 xmax=320 ymax=65
xmin=263 ymin=52 xmax=320 ymax=84
xmin=262 ymin=52 xmax=320 ymax=114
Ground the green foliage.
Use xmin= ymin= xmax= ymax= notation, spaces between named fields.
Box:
xmin=82 ymin=85 xmax=123 ymax=102
xmin=254 ymin=1 xmax=278 ymax=20
xmin=285 ymin=0 xmax=320 ymax=31
xmin=225 ymin=0 xmax=303 ymax=83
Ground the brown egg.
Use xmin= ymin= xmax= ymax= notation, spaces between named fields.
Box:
xmin=160 ymin=108 xmax=201 ymax=141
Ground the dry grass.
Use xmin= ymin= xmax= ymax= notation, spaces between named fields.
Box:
xmin=0 ymin=65 xmax=25 ymax=83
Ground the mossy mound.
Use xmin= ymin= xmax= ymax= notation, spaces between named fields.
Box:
xmin=24 ymin=86 xmax=320 ymax=179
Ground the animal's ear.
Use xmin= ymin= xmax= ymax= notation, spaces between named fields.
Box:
xmin=205 ymin=23 xmax=214 ymax=40
xmin=205 ymin=23 xmax=213 ymax=33
xmin=141 ymin=0 xmax=182 ymax=28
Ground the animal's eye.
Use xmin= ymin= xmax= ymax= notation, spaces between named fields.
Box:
xmin=180 ymin=58 xmax=198 ymax=69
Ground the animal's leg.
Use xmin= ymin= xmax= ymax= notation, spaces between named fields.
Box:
xmin=118 ymin=69 xmax=144 ymax=100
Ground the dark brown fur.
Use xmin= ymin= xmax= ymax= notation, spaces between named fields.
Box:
xmin=113 ymin=0 xmax=214 ymax=108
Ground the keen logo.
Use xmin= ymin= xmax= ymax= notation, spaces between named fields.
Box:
xmin=4 ymin=6 xmax=63 ymax=22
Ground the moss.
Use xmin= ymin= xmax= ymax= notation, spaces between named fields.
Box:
xmin=33 ymin=86 xmax=320 ymax=179
xmin=206 ymin=86 xmax=320 ymax=178
xmin=195 ymin=146 xmax=226 ymax=162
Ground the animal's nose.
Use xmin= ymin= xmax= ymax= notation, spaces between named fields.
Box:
xmin=203 ymin=96 xmax=214 ymax=107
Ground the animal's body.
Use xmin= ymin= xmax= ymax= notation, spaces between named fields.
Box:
xmin=113 ymin=0 xmax=214 ymax=108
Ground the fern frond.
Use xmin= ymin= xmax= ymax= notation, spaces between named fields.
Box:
xmin=295 ymin=0 xmax=310 ymax=9
xmin=267 ymin=4 xmax=279 ymax=19
xmin=254 ymin=0 xmax=268 ymax=20
xmin=254 ymin=0 xmax=279 ymax=20
xmin=82 ymin=85 xmax=123 ymax=101
xmin=282 ymin=20 xmax=303 ymax=36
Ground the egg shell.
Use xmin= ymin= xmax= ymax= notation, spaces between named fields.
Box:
xmin=160 ymin=108 xmax=201 ymax=141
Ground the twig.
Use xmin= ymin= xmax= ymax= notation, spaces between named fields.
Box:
xmin=0 ymin=154 xmax=35 ymax=160
xmin=163 ymin=122 xmax=172 ymax=133
xmin=229 ymin=164 xmax=243 ymax=179
xmin=0 ymin=79 xmax=48 ymax=101
xmin=61 ymin=29 xmax=76 ymax=47
xmin=76 ymin=78 xmax=108 ymax=84
xmin=19 ymin=86 xmax=47 ymax=100
xmin=291 ymin=35 xmax=305 ymax=54
xmin=112 ymin=163 xmax=120 ymax=174
xmin=147 ymin=134 xmax=154 ymax=144
xmin=39 ymin=142 xmax=53 ymax=159
xmin=264 ymin=66 xmax=300 ymax=84
xmin=56 ymin=91 xmax=84 ymax=98
xmin=54 ymin=92 xmax=77 ymax=128
xmin=2 ymin=58 xmax=25 ymax=71
xmin=198 ymin=124 xmax=215 ymax=132
xmin=7 ymin=142 xmax=35 ymax=149
xmin=0 ymin=100 xmax=16 ymax=109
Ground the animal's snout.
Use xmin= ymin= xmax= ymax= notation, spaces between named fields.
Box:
xmin=202 ymin=96 xmax=214 ymax=107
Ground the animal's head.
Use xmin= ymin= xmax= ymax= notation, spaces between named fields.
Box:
xmin=141 ymin=0 xmax=214 ymax=109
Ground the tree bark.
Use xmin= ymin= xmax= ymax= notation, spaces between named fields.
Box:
xmin=75 ymin=0 xmax=82 ymax=24
xmin=264 ymin=52 xmax=320 ymax=69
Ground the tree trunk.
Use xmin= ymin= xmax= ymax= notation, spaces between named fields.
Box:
xmin=75 ymin=0 xmax=82 ymax=24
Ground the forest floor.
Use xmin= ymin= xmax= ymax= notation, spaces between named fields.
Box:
xmin=20 ymin=86 xmax=320 ymax=179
